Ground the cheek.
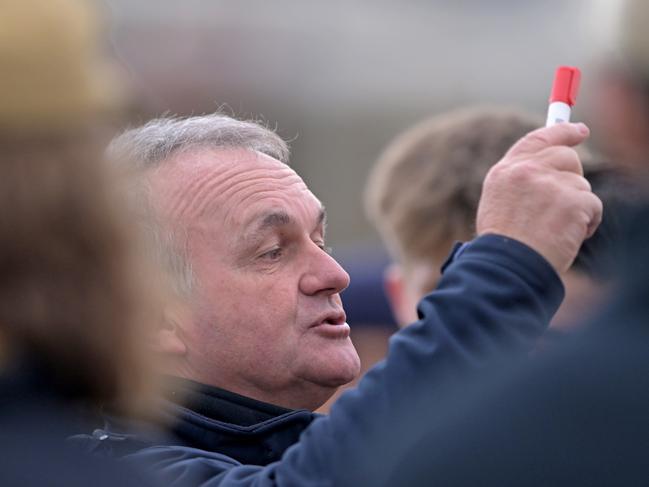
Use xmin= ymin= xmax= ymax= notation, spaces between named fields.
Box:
xmin=249 ymin=282 xmax=299 ymax=326
xmin=222 ymin=279 xmax=303 ymax=370
xmin=199 ymin=269 xmax=301 ymax=335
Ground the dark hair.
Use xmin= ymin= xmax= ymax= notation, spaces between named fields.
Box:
xmin=573 ymin=165 xmax=648 ymax=280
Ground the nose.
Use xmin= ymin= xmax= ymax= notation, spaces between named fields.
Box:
xmin=299 ymin=244 xmax=350 ymax=297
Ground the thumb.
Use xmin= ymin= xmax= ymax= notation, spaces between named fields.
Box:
xmin=508 ymin=122 xmax=590 ymax=157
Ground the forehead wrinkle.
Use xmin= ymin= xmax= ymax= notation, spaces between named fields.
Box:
xmin=190 ymin=167 xmax=303 ymax=221
xmin=207 ymin=175 xmax=307 ymax=233
xmin=152 ymin=151 xmax=243 ymax=222
xmin=165 ymin=164 xmax=243 ymax=222
xmin=158 ymin=147 xmax=274 ymax=221
xmin=171 ymin=165 xmax=257 ymax=222
xmin=226 ymin=189 xmax=323 ymax=247
xmin=224 ymin=177 xmax=315 ymax=231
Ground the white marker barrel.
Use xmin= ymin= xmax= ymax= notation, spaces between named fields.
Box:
xmin=546 ymin=101 xmax=571 ymax=127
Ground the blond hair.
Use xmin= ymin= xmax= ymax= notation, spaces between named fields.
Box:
xmin=365 ymin=107 xmax=542 ymax=273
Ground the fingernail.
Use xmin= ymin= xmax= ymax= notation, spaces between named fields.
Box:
xmin=575 ymin=123 xmax=589 ymax=135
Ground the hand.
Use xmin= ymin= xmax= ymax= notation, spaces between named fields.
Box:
xmin=476 ymin=122 xmax=603 ymax=274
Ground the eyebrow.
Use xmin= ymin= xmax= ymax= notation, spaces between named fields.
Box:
xmin=242 ymin=206 xmax=327 ymax=247
xmin=318 ymin=206 xmax=327 ymax=229
xmin=257 ymin=211 xmax=292 ymax=231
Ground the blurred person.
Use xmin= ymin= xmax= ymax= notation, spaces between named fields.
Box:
xmin=366 ymin=108 xmax=543 ymax=326
xmin=360 ymin=212 xmax=649 ymax=486
xmin=0 ymin=0 xmax=164 ymax=485
xmin=79 ymin=113 xmax=601 ymax=486
xmin=356 ymin=3 xmax=649 ymax=482
xmin=588 ymin=0 xmax=649 ymax=178
xmin=549 ymin=164 xmax=641 ymax=330
xmin=365 ymin=107 xmax=622 ymax=332
xmin=383 ymin=186 xmax=649 ymax=487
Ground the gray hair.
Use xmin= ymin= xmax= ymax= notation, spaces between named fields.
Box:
xmin=110 ymin=113 xmax=290 ymax=297
xmin=109 ymin=113 xmax=290 ymax=168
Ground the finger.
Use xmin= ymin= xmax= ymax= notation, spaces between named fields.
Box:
xmin=581 ymin=191 xmax=604 ymax=239
xmin=536 ymin=146 xmax=584 ymax=176
xmin=508 ymin=122 xmax=590 ymax=157
xmin=558 ymin=171 xmax=591 ymax=192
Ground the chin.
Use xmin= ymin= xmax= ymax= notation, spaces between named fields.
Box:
xmin=292 ymin=345 xmax=360 ymax=410
xmin=307 ymin=340 xmax=361 ymax=388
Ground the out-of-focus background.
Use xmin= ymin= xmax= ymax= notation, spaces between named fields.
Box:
xmin=102 ymin=0 xmax=625 ymax=408
xmin=105 ymin=0 xmax=617 ymax=245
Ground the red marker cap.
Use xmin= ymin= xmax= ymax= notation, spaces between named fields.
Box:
xmin=549 ymin=66 xmax=581 ymax=106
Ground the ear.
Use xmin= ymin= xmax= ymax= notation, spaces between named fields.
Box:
xmin=383 ymin=264 xmax=418 ymax=328
xmin=150 ymin=307 xmax=188 ymax=356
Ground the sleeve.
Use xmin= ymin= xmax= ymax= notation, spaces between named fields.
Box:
xmin=125 ymin=234 xmax=564 ymax=487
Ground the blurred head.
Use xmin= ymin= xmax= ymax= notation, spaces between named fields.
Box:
xmin=588 ymin=0 xmax=649 ymax=173
xmin=366 ymin=106 xmax=629 ymax=332
xmin=0 ymin=0 xmax=161 ymax=414
xmin=110 ymin=115 xmax=360 ymax=411
xmin=550 ymin=164 xmax=644 ymax=330
xmin=0 ymin=134 xmax=163 ymax=413
xmin=0 ymin=0 xmax=123 ymax=133
xmin=365 ymin=107 xmax=542 ymax=326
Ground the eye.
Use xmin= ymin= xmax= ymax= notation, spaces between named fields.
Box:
xmin=259 ymin=247 xmax=283 ymax=261
xmin=316 ymin=241 xmax=332 ymax=255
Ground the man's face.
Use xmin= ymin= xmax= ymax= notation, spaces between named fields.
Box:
xmin=150 ymin=148 xmax=360 ymax=410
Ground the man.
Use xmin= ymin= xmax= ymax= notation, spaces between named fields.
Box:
xmin=85 ymin=113 xmax=601 ymax=485
xmin=109 ymin=117 xmax=360 ymax=411
xmin=365 ymin=106 xmax=618 ymax=331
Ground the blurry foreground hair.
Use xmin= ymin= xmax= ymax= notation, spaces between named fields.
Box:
xmin=0 ymin=0 xmax=164 ymax=416
xmin=0 ymin=132 xmax=166 ymax=415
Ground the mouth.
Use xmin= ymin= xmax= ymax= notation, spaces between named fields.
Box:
xmin=310 ymin=311 xmax=351 ymax=338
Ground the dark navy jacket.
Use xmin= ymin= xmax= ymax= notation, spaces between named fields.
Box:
xmin=79 ymin=234 xmax=564 ymax=486
xmin=391 ymin=207 xmax=649 ymax=485
xmin=1 ymin=364 xmax=158 ymax=487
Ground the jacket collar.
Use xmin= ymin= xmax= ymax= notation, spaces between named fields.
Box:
xmin=165 ymin=377 xmax=294 ymax=426
xmin=161 ymin=377 xmax=320 ymax=465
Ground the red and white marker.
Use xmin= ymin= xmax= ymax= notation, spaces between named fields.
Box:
xmin=546 ymin=66 xmax=581 ymax=127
